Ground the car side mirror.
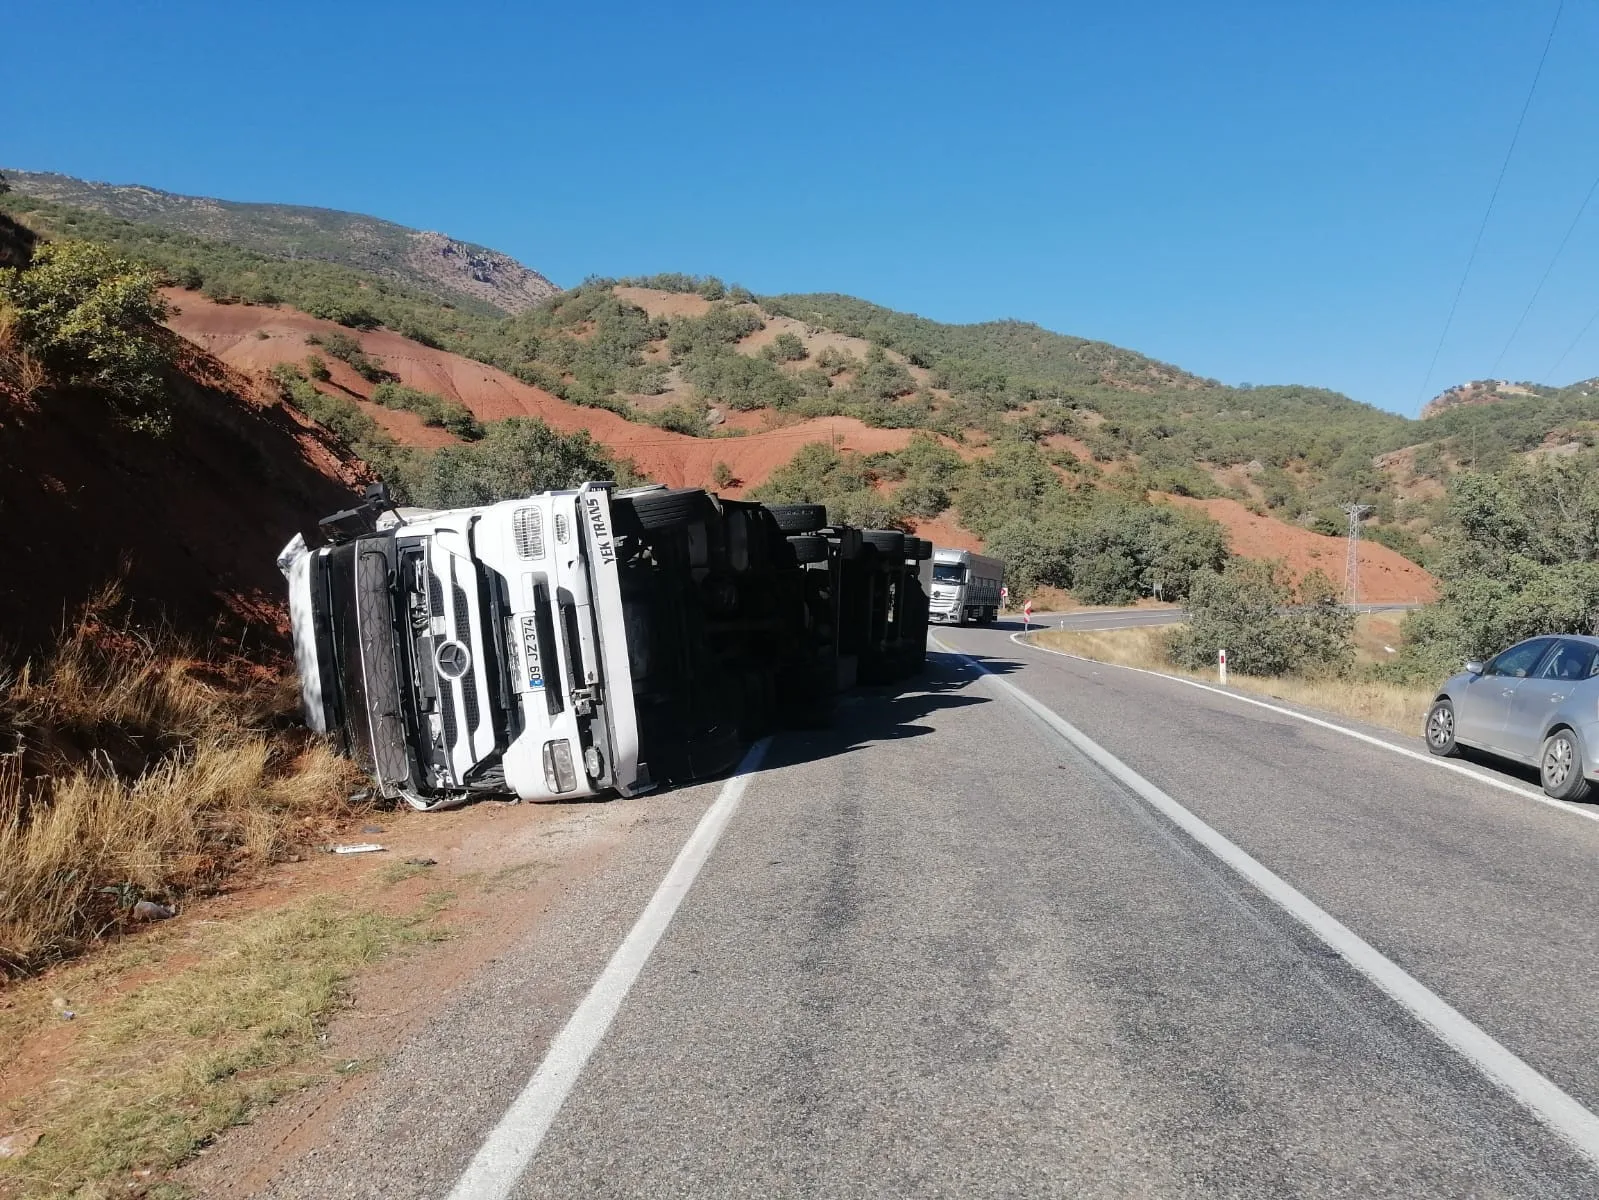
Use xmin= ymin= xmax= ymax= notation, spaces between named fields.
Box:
xmin=1465 ymin=660 xmax=1484 ymax=676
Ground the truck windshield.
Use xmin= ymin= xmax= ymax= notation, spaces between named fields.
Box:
xmin=932 ymin=564 xmax=966 ymax=584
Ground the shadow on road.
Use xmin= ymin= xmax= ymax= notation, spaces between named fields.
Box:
xmin=1455 ymin=745 xmax=1546 ymax=791
xmin=761 ymin=654 xmax=1021 ymax=772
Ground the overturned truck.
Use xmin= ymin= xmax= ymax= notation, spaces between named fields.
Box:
xmin=278 ymin=482 xmax=933 ymax=809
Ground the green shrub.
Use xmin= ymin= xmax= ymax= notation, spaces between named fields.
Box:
xmin=304 ymin=354 xmax=330 ymax=381
xmin=765 ymin=332 xmax=807 ymax=362
xmin=401 ymin=418 xmax=631 ymax=508
xmin=317 ymin=330 xmax=393 ymax=383
xmin=1393 ymin=455 xmax=1599 ymax=679
xmin=370 ymin=382 xmax=484 ymax=440
xmin=1167 ymin=561 xmax=1353 ymax=676
xmin=649 ymin=403 xmax=710 ymax=437
xmin=814 ymin=346 xmax=858 ymax=377
xmin=683 ymin=350 xmax=801 ymax=411
xmin=0 ymin=240 xmax=171 ymax=431
xmin=750 ymin=442 xmax=908 ymax=531
xmin=666 ymin=306 xmax=763 ymax=358
xmin=712 ymin=461 xmax=736 ymax=489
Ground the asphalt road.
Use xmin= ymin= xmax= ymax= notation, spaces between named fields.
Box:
xmin=254 ymin=622 xmax=1599 ymax=1199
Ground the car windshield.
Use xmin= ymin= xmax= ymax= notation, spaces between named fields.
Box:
xmin=932 ymin=564 xmax=965 ymax=584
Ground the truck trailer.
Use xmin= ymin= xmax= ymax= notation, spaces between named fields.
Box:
xmin=280 ymin=483 xmax=932 ymax=809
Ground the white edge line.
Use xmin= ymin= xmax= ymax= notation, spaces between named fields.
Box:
xmin=936 ymin=641 xmax=1599 ymax=1168
xmin=1003 ymin=629 xmax=1599 ymax=828
xmin=444 ymin=737 xmax=772 ymax=1200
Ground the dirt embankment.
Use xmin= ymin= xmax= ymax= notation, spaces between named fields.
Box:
xmin=0 ymin=335 xmax=367 ymax=654
xmin=1163 ymin=496 xmax=1438 ymax=604
xmin=163 ymin=293 xmax=956 ymax=495
xmin=907 ymin=515 xmax=984 ymax=553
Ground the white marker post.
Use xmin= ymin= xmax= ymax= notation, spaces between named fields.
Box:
xmin=1023 ymin=599 xmax=1033 ymax=631
xmin=1219 ymin=648 xmax=1228 ymax=685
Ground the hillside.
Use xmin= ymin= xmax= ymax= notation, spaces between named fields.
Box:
xmin=3 ymin=169 xmax=558 ymax=315
xmin=11 ymin=180 xmax=1595 ymax=598
xmin=163 ymin=290 xmax=954 ymax=493
xmin=0 ymin=233 xmax=367 ymax=651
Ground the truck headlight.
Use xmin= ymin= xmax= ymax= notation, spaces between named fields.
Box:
xmin=542 ymin=740 xmax=578 ymax=793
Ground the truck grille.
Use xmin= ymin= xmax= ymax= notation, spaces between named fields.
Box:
xmin=428 ymin=571 xmax=460 ymax=749
xmin=438 ymin=679 xmax=459 ymax=746
xmin=513 ymin=507 xmax=545 ymax=559
xmin=451 ymin=581 xmax=480 ymax=732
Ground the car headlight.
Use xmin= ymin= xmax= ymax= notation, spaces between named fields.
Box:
xmin=542 ymin=739 xmax=578 ymax=793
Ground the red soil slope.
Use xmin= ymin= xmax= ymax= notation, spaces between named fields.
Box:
xmin=1163 ymin=496 xmax=1438 ymax=604
xmin=0 ymin=336 xmax=367 ymax=653
xmin=164 ymin=294 xmax=956 ymax=494
xmin=908 ymin=515 xmax=985 ymax=554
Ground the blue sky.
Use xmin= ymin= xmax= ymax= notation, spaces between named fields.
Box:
xmin=8 ymin=0 xmax=1598 ymax=415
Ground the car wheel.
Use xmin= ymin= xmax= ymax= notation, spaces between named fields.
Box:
xmin=1424 ymin=699 xmax=1459 ymax=757
xmin=766 ymin=503 xmax=828 ymax=534
xmin=1540 ymin=729 xmax=1593 ymax=802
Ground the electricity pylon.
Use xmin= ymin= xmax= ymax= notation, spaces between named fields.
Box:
xmin=1342 ymin=504 xmax=1373 ymax=607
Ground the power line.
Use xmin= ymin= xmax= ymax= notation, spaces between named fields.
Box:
xmin=1546 ymin=302 xmax=1599 ymax=382
xmin=1416 ymin=0 xmax=1564 ymax=405
xmin=1489 ymin=163 xmax=1599 ymax=377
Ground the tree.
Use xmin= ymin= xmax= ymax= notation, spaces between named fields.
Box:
xmin=1392 ymin=454 xmax=1599 ymax=677
xmin=767 ymin=331 xmax=807 ymax=362
xmin=1168 ymin=561 xmax=1353 ymax=677
xmin=0 ymin=240 xmax=170 ymax=429
xmin=750 ymin=441 xmax=910 ymax=531
xmin=402 ymin=418 xmax=627 ymax=508
xmin=0 ymin=172 xmax=11 ymax=196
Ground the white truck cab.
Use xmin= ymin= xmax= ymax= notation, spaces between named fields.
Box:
xmin=928 ymin=547 xmax=1005 ymax=625
xmin=279 ymin=482 xmax=643 ymax=809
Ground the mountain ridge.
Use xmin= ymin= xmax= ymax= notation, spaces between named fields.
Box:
xmin=1 ymin=169 xmax=558 ymax=315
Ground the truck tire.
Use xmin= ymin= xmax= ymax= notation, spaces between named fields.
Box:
xmin=766 ymin=503 xmax=828 ymax=534
xmin=863 ymin=530 xmax=905 ymax=557
xmin=624 ymin=487 xmax=713 ymax=531
xmin=789 ymin=535 xmax=828 ymax=564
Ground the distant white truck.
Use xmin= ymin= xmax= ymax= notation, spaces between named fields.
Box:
xmin=928 ymin=547 xmax=1004 ymax=625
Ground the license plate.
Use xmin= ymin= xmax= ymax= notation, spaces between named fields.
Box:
xmin=521 ymin=615 xmax=545 ymax=690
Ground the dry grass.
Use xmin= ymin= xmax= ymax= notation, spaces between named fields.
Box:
xmin=0 ymin=587 xmax=361 ymax=978
xmin=1031 ymin=624 xmax=1434 ymax=738
xmin=0 ymin=896 xmax=443 ymax=1200
xmin=0 ymin=302 xmax=45 ymax=401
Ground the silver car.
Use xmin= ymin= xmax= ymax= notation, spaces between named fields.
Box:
xmin=1426 ymin=635 xmax=1599 ymax=801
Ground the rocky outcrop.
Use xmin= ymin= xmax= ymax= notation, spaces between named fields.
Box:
xmin=405 ymin=231 xmax=557 ymax=313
